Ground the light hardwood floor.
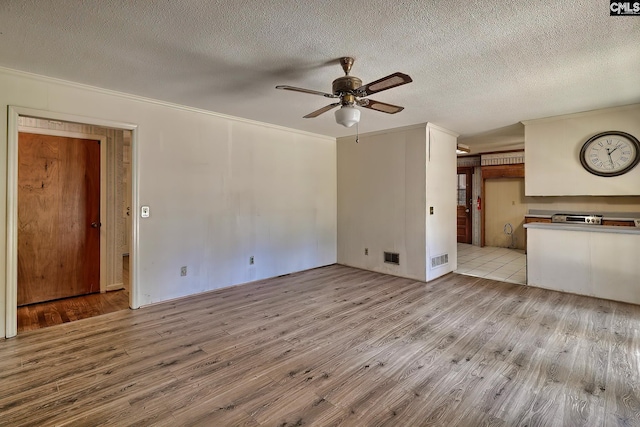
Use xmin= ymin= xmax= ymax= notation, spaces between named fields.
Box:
xmin=16 ymin=256 xmax=130 ymax=332
xmin=16 ymin=288 xmax=129 ymax=332
xmin=1 ymin=264 xmax=639 ymax=426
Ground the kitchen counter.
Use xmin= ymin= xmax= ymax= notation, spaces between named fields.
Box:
xmin=525 ymin=224 xmax=640 ymax=305
xmin=526 ymin=209 xmax=640 ymax=222
xmin=524 ymin=222 xmax=640 ymax=235
xmin=524 ymin=211 xmax=640 ymax=233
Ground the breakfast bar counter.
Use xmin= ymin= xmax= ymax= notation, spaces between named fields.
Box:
xmin=524 ymin=222 xmax=640 ymax=305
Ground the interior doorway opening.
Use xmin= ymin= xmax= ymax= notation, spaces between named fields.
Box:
xmin=6 ymin=107 xmax=139 ymax=337
xmin=455 ymin=155 xmax=527 ymax=285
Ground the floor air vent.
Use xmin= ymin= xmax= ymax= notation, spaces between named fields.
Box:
xmin=384 ymin=252 xmax=400 ymax=265
xmin=431 ymin=253 xmax=449 ymax=269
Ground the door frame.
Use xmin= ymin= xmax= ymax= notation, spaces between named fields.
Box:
xmin=6 ymin=106 xmax=140 ymax=338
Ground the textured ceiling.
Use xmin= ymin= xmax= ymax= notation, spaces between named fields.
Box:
xmin=1 ymin=0 xmax=639 ymax=144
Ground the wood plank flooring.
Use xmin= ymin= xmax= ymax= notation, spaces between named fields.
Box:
xmin=16 ymin=288 xmax=130 ymax=332
xmin=16 ymin=256 xmax=130 ymax=332
xmin=1 ymin=264 xmax=639 ymax=426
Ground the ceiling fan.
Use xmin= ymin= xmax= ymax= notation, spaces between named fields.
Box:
xmin=276 ymin=57 xmax=413 ymax=127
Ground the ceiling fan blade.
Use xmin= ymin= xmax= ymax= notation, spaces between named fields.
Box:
xmin=356 ymin=72 xmax=412 ymax=97
xmin=303 ymin=103 xmax=340 ymax=118
xmin=276 ymin=85 xmax=338 ymax=98
xmin=358 ymin=99 xmax=405 ymax=114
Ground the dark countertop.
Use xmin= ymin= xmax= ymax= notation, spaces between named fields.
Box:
xmin=526 ymin=210 xmax=640 ymax=222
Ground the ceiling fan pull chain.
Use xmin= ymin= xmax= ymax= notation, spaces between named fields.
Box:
xmin=356 ymin=121 xmax=359 ymax=143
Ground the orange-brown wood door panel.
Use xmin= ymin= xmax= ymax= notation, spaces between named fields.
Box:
xmin=457 ymin=206 xmax=469 ymax=242
xmin=18 ymin=133 xmax=100 ymax=306
xmin=457 ymin=167 xmax=473 ymax=244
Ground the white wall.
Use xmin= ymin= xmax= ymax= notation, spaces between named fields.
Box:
xmin=425 ymin=124 xmax=458 ymax=280
xmin=337 ymin=123 xmax=457 ymax=282
xmin=0 ymin=68 xmax=337 ymax=336
xmin=524 ymin=104 xmax=640 ymax=196
xmin=337 ymin=125 xmax=427 ymax=280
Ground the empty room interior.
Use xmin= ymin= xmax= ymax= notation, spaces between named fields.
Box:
xmin=1 ymin=1 xmax=640 ymax=426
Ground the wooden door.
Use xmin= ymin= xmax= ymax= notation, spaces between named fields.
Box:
xmin=456 ymin=167 xmax=473 ymax=244
xmin=18 ymin=133 xmax=101 ymax=306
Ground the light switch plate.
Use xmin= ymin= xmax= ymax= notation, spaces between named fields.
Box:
xmin=141 ymin=206 xmax=150 ymax=218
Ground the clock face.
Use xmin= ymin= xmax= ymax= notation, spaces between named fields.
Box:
xmin=580 ymin=131 xmax=640 ymax=177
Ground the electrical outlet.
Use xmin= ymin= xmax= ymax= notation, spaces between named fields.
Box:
xmin=430 ymin=206 xmax=434 ymax=215
xmin=180 ymin=266 xmax=187 ymax=276
xmin=365 ymin=248 xmax=368 ymax=255
xmin=249 ymin=256 xmax=254 ymax=265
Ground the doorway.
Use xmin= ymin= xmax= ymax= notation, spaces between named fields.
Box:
xmin=6 ymin=107 xmax=139 ymax=338
xmin=484 ymin=177 xmax=527 ymax=250
xmin=18 ymin=133 xmax=101 ymax=305
xmin=455 ymin=158 xmax=528 ymax=285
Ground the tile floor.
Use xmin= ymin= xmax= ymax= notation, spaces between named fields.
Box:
xmin=455 ymin=243 xmax=527 ymax=285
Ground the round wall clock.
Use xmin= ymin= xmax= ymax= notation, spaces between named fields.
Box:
xmin=579 ymin=131 xmax=640 ymax=177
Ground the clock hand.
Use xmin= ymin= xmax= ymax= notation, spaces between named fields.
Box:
xmin=606 ymin=151 xmax=615 ymax=168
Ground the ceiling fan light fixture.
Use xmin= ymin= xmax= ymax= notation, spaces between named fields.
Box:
xmin=335 ymin=105 xmax=360 ymax=127
xmin=276 ymin=58 xmax=412 ymax=126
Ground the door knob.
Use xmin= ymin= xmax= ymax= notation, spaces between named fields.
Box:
xmin=465 ymin=209 xmax=470 ymax=213
xmin=91 ymin=222 xmax=101 ymax=228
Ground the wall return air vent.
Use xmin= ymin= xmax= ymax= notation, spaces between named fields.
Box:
xmin=431 ymin=253 xmax=449 ymax=269
xmin=384 ymin=252 xmax=400 ymax=265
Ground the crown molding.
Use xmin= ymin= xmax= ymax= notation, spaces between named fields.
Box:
xmin=0 ymin=66 xmax=335 ymax=142
xmin=521 ymin=103 xmax=640 ymax=126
